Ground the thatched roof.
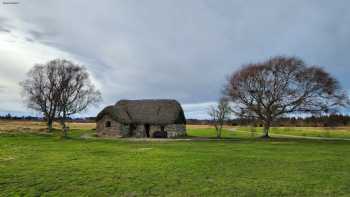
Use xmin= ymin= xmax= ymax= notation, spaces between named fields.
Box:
xmin=96 ymin=99 xmax=186 ymax=125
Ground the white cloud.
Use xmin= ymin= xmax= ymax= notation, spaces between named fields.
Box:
xmin=0 ymin=29 xmax=80 ymax=114
xmin=182 ymin=102 xmax=217 ymax=119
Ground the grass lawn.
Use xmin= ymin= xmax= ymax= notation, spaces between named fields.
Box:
xmin=1 ymin=121 xmax=350 ymax=196
xmin=266 ymin=127 xmax=350 ymax=138
xmin=188 ymin=125 xmax=350 ymax=139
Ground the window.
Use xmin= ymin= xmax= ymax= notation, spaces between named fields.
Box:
xmin=105 ymin=121 xmax=111 ymax=128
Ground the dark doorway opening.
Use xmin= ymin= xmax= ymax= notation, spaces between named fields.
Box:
xmin=129 ymin=124 xmax=136 ymax=137
xmin=144 ymin=124 xmax=150 ymax=138
xmin=105 ymin=121 xmax=111 ymax=128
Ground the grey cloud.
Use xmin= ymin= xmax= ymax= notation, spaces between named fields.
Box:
xmin=28 ymin=30 xmax=43 ymax=40
xmin=1 ymin=0 xmax=350 ymax=118
xmin=0 ymin=26 xmax=10 ymax=33
xmin=0 ymin=85 xmax=5 ymax=92
xmin=0 ymin=17 xmax=11 ymax=33
xmin=25 ymin=37 xmax=34 ymax=42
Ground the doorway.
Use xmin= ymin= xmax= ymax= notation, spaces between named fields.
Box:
xmin=144 ymin=124 xmax=150 ymax=138
xmin=129 ymin=124 xmax=136 ymax=137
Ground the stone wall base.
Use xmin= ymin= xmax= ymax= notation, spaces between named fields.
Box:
xmin=96 ymin=116 xmax=186 ymax=138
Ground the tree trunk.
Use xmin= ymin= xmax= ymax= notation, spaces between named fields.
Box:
xmin=60 ymin=119 xmax=68 ymax=138
xmin=218 ymin=125 xmax=223 ymax=139
xmin=215 ymin=125 xmax=222 ymax=139
xmin=217 ymin=129 xmax=221 ymax=139
xmin=47 ymin=119 xmax=53 ymax=133
xmin=60 ymin=114 xmax=69 ymax=138
xmin=63 ymin=126 xmax=68 ymax=138
xmin=262 ymin=121 xmax=271 ymax=138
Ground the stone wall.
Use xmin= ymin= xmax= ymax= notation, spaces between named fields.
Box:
xmin=133 ymin=125 xmax=146 ymax=138
xmin=96 ymin=116 xmax=128 ymax=137
xmin=165 ymin=124 xmax=186 ymax=137
xmin=96 ymin=116 xmax=186 ymax=138
xmin=130 ymin=124 xmax=186 ymax=138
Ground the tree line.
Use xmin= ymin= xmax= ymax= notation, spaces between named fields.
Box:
xmin=4 ymin=113 xmax=350 ymax=127
xmin=189 ymin=114 xmax=350 ymax=127
xmin=0 ymin=114 xmax=96 ymax=122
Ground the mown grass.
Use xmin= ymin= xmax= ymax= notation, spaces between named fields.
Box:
xmin=236 ymin=126 xmax=350 ymax=139
xmin=1 ymin=121 xmax=350 ymax=196
xmin=187 ymin=125 xmax=350 ymax=139
xmin=1 ymin=120 xmax=350 ymax=139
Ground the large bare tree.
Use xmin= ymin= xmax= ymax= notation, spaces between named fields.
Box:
xmin=20 ymin=59 xmax=101 ymax=135
xmin=226 ymin=56 xmax=349 ymax=138
xmin=20 ymin=61 xmax=62 ymax=132
xmin=208 ymin=98 xmax=232 ymax=138
xmin=55 ymin=61 xmax=101 ymax=137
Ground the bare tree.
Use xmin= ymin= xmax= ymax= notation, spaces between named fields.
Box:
xmin=55 ymin=61 xmax=102 ymax=137
xmin=20 ymin=59 xmax=102 ymax=136
xmin=20 ymin=61 xmax=62 ymax=132
xmin=208 ymin=98 xmax=232 ymax=138
xmin=226 ymin=56 xmax=349 ymax=138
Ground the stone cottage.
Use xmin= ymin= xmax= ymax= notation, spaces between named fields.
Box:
xmin=96 ymin=99 xmax=186 ymax=138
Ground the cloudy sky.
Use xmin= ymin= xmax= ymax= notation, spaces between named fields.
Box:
xmin=0 ymin=0 xmax=349 ymax=119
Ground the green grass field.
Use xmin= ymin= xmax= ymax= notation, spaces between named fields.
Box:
xmin=1 ymin=121 xmax=350 ymax=196
xmin=188 ymin=126 xmax=350 ymax=139
xmin=236 ymin=126 xmax=350 ymax=139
